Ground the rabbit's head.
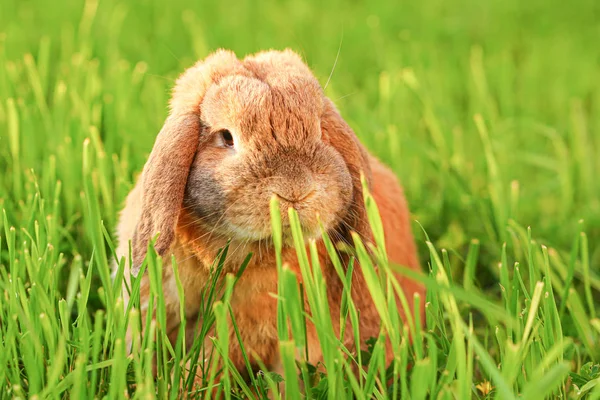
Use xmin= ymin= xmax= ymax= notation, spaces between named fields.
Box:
xmin=131 ymin=49 xmax=372 ymax=273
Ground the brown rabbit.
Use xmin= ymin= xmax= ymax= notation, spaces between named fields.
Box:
xmin=115 ymin=49 xmax=425 ymax=385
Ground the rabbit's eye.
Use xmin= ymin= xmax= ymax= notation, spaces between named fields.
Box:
xmin=220 ymin=130 xmax=234 ymax=148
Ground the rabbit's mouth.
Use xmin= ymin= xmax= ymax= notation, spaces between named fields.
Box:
xmin=273 ymin=190 xmax=316 ymax=205
xmin=218 ymin=203 xmax=337 ymax=247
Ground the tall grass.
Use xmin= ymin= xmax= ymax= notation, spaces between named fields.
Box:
xmin=0 ymin=0 xmax=599 ymax=398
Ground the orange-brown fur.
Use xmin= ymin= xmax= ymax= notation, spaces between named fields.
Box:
xmin=115 ymin=49 xmax=425 ymax=386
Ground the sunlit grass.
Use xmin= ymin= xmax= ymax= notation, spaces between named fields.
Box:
xmin=0 ymin=0 xmax=599 ymax=398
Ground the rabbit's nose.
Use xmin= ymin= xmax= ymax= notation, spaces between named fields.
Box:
xmin=270 ymin=156 xmax=316 ymax=204
xmin=272 ymin=175 xmax=316 ymax=205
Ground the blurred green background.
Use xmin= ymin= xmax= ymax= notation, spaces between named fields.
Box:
xmin=0 ymin=0 xmax=599 ymax=282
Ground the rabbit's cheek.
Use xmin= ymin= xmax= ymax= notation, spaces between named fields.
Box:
xmin=183 ymin=162 xmax=227 ymax=225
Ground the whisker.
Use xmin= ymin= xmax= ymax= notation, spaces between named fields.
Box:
xmin=334 ymin=92 xmax=357 ymax=102
xmin=324 ymin=30 xmax=344 ymax=91
xmin=144 ymin=73 xmax=176 ymax=83
xmin=177 ymin=197 xmax=244 ymax=231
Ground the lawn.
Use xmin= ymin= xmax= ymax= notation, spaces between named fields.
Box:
xmin=0 ymin=0 xmax=599 ymax=398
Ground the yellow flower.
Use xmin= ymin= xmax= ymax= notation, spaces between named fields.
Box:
xmin=476 ymin=380 xmax=493 ymax=396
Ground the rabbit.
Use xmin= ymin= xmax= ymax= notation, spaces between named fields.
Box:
xmin=115 ymin=48 xmax=425 ymax=385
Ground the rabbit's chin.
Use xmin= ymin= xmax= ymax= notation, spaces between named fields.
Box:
xmin=222 ymin=220 xmax=325 ymax=246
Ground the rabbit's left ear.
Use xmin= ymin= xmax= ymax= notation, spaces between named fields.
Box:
xmin=321 ymin=98 xmax=374 ymax=242
xmin=131 ymin=50 xmax=244 ymax=273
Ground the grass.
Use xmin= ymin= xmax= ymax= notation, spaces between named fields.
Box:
xmin=0 ymin=0 xmax=599 ymax=397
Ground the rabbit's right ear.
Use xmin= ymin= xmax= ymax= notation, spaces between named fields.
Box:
xmin=130 ymin=113 xmax=200 ymax=274
xmin=130 ymin=50 xmax=245 ymax=274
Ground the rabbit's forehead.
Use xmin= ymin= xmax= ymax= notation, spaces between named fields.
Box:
xmin=201 ymin=74 xmax=323 ymax=140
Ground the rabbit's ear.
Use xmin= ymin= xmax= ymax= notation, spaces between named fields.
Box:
xmin=130 ymin=114 xmax=200 ymax=274
xmin=131 ymin=50 xmax=244 ymax=274
xmin=321 ymin=98 xmax=374 ymax=242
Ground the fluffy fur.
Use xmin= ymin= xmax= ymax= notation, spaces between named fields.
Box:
xmin=116 ymin=49 xmax=425 ymax=381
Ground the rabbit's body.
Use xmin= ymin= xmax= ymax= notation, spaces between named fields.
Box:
xmin=116 ymin=49 xmax=424 ymax=382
